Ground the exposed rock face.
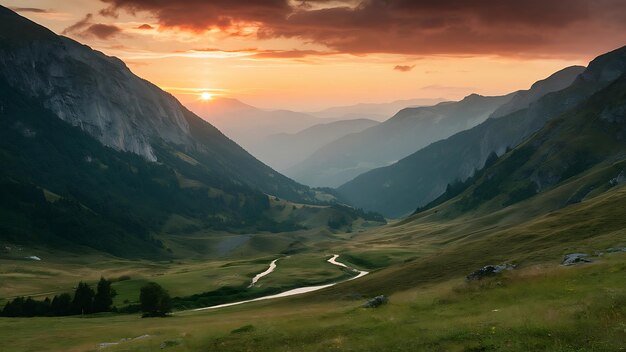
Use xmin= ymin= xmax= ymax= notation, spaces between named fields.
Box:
xmin=363 ymin=295 xmax=388 ymax=308
xmin=466 ymin=264 xmax=516 ymax=281
xmin=0 ymin=10 xmax=191 ymax=161
xmin=0 ymin=39 xmax=190 ymax=161
xmin=561 ymin=253 xmax=591 ymax=266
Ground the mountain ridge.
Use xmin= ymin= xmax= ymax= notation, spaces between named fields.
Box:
xmin=337 ymin=46 xmax=626 ymax=217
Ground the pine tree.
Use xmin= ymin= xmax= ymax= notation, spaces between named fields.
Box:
xmin=72 ymin=282 xmax=95 ymax=315
xmin=93 ymin=277 xmax=117 ymax=312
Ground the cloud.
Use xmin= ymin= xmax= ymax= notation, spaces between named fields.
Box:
xmin=98 ymin=0 xmax=626 ymax=57
xmin=9 ymin=7 xmax=49 ymax=13
xmin=87 ymin=24 xmax=122 ymax=39
xmin=393 ymin=64 xmax=415 ymax=72
xmin=63 ymin=13 xmax=122 ymax=39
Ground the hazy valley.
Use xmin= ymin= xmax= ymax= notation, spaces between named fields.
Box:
xmin=1 ymin=3 xmax=625 ymax=352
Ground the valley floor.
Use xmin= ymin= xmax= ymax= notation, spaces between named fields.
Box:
xmin=2 ymin=183 xmax=626 ymax=351
xmin=0 ymin=252 xmax=624 ymax=352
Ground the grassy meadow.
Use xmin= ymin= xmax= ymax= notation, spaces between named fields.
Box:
xmin=1 ymin=177 xmax=625 ymax=351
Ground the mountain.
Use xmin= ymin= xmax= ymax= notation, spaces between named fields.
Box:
xmin=415 ymin=71 xmax=626 ymax=219
xmin=490 ymin=65 xmax=586 ymax=118
xmin=188 ymin=97 xmax=331 ymax=151
xmin=252 ymin=118 xmax=380 ymax=171
xmin=286 ymin=93 xmax=515 ymax=187
xmin=337 ymin=47 xmax=626 ymax=217
xmin=0 ymin=7 xmax=365 ymax=257
xmin=309 ymin=98 xmax=447 ymax=121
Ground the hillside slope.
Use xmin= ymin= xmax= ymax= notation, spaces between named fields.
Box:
xmin=338 ymin=46 xmax=626 ymax=217
xmin=287 ymin=93 xmax=514 ymax=187
xmin=416 ymin=73 xmax=626 ymax=218
xmin=0 ymin=7 xmax=319 ymax=204
xmin=0 ymin=7 xmax=373 ymax=257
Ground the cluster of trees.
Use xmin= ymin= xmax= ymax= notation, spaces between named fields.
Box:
xmin=1 ymin=278 xmax=174 ymax=318
xmin=1 ymin=277 xmax=116 ymax=317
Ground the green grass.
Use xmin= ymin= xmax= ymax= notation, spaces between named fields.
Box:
xmin=2 ymin=170 xmax=625 ymax=351
xmin=0 ymin=253 xmax=623 ymax=352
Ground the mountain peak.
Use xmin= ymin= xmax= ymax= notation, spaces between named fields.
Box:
xmin=0 ymin=6 xmax=57 ymax=44
xmin=579 ymin=45 xmax=626 ymax=83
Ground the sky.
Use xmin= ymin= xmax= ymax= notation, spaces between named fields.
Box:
xmin=6 ymin=0 xmax=626 ymax=111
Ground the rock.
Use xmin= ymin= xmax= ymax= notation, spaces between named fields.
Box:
xmin=608 ymin=170 xmax=626 ymax=187
xmin=466 ymin=264 xmax=516 ymax=281
xmin=561 ymin=253 xmax=591 ymax=266
xmin=363 ymin=295 xmax=388 ymax=308
xmin=160 ymin=339 xmax=181 ymax=349
xmin=606 ymin=247 xmax=626 ymax=253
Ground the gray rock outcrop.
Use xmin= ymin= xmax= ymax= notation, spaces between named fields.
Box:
xmin=561 ymin=253 xmax=591 ymax=266
xmin=466 ymin=264 xmax=516 ymax=281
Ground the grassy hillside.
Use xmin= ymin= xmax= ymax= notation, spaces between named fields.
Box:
xmin=0 ymin=181 xmax=624 ymax=350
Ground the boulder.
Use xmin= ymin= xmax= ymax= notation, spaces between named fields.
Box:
xmin=561 ymin=253 xmax=591 ymax=266
xmin=363 ymin=295 xmax=388 ymax=308
xmin=466 ymin=264 xmax=516 ymax=281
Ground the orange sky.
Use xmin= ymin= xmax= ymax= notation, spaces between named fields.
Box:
xmin=7 ymin=1 xmax=626 ymax=111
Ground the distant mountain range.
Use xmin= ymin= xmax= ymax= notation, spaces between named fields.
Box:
xmin=190 ymin=97 xmax=445 ymax=172
xmin=286 ymin=94 xmax=513 ymax=187
xmin=189 ymin=97 xmax=330 ymax=152
xmin=253 ymin=118 xmax=379 ymax=171
xmin=288 ymin=66 xmax=584 ymax=188
xmin=337 ymin=47 xmax=625 ymax=217
xmin=308 ymin=98 xmax=447 ymax=121
xmin=0 ymin=6 xmax=376 ymax=257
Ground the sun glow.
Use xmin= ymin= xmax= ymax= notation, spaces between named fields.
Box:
xmin=200 ymin=92 xmax=213 ymax=101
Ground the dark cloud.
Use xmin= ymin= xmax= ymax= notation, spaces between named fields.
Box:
xmin=9 ymin=7 xmax=49 ymax=13
xmin=393 ymin=65 xmax=415 ymax=72
xmin=63 ymin=14 xmax=122 ymax=39
xmin=86 ymin=24 xmax=122 ymax=39
xmin=98 ymin=0 xmax=626 ymax=57
xmin=137 ymin=23 xmax=153 ymax=29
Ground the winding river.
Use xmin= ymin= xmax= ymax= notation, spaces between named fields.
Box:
xmin=190 ymin=254 xmax=368 ymax=312
xmin=248 ymin=258 xmax=279 ymax=287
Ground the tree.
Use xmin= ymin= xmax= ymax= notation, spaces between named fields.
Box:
xmin=51 ymin=293 xmax=72 ymax=316
xmin=72 ymin=282 xmax=95 ymax=315
xmin=93 ymin=277 xmax=117 ymax=313
xmin=139 ymin=282 xmax=171 ymax=317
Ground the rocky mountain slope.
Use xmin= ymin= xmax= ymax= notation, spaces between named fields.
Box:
xmin=337 ymin=46 xmax=626 ymax=217
xmin=0 ymin=7 xmax=371 ymax=257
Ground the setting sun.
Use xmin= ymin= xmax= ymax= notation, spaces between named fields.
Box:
xmin=200 ymin=92 xmax=213 ymax=101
